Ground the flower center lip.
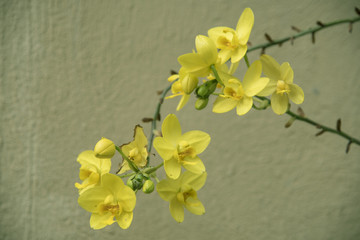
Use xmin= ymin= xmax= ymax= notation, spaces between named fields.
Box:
xmin=276 ymin=80 xmax=290 ymax=95
xmin=175 ymin=141 xmax=196 ymax=162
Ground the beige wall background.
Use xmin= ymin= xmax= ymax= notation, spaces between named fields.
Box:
xmin=1 ymin=0 xmax=360 ymax=239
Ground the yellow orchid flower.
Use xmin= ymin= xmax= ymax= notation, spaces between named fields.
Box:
xmin=208 ymin=8 xmax=254 ymax=63
xmin=156 ymin=171 xmax=207 ymax=223
xmin=78 ymin=173 xmax=136 ymax=229
xmin=166 ymin=74 xmax=190 ymax=111
xmin=75 ymin=150 xmax=111 ymax=195
xmin=212 ymin=60 xmax=269 ymax=116
xmin=153 ymin=114 xmax=210 ymax=179
xmin=118 ymin=125 xmax=148 ymax=174
xmin=258 ymin=54 xmax=304 ymax=115
xmin=177 ymin=35 xmax=218 ymax=77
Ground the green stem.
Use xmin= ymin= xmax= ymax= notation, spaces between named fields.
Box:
xmin=210 ymin=65 xmax=224 ymax=87
xmin=154 ymin=176 xmax=160 ymax=183
xmin=116 ymin=146 xmax=139 ymax=172
xmin=244 ymin=54 xmax=250 ymax=68
xmin=146 ymin=82 xmax=174 ymax=167
xmin=285 ymin=109 xmax=360 ymax=147
xmin=254 ymin=96 xmax=360 ymax=150
xmin=248 ymin=16 xmax=360 ymax=53
xmin=119 ymin=172 xmax=136 ymax=179
xmin=144 ymin=162 xmax=164 ymax=175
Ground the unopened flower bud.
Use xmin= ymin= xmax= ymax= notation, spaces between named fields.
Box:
xmin=133 ymin=179 xmax=143 ymax=190
xmin=180 ymin=73 xmax=198 ymax=94
xmin=195 ymin=98 xmax=209 ymax=110
xmin=142 ymin=179 xmax=155 ymax=194
xmin=135 ymin=173 xmax=144 ymax=182
xmin=94 ymin=137 xmax=115 ymax=158
xmin=207 ymin=79 xmax=218 ymax=94
xmin=126 ymin=177 xmax=135 ymax=190
xmin=196 ymin=85 xmax=209 ymax=98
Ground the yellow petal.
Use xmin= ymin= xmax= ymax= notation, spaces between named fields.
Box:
xmin=218 ymin=49 xmax=232 ymax=64
xmin=121 ymin=142 xmax=135 ymax=157
xmin=236 ymin=8 xmax=254 ymax=45
xmin=153 ymin=137 xmax=175 ymax=160
xmin=280 ymin=62 xmax=294 ymax=84
xmin=243 ymin=60 xmax=269 ymax=96
xmin=134 ymin=125 xmax=148 ymax=149
xmin=182 ymin=171 xmax=207 ymax=191
xmin=164 ymin=157 xmax=182 ymax=179
xmin=180 ymin=130 xmax=210 ymax=154
xmin=169 ymin=198 xmax=184 ymax=223
xmin=168 ymin=74 xmax=179 ymax=82
xmin=156 ymin=179 xmax=179 ymax=201
xmin=116 ymin=186 xmax=136 ymax=212
xmin=271 ymin=92 xmax=289 ymax=115
xmin=182 ymin=156 xmax=205 ymax=175
xmin=176 ymin=94 xmax=190 ymax=111
xmin=217 ymin=69 xmax=234 ymax=85
xmin=229 ymin=61 xmax=239 ymax=75
xmin=117 ymin=161 xmax=130 ymax=174
xmin=116 ymin=211 xmax=133 ymax=229
xmin=100 ymin=158 xmax=111 ymax=174
xmin=162 ymin=114 xmax=182 ymax=146
xmin=288 ymin=84 xmax=304 ymax=104
xmin=260 ymin=54 xmax=281 ymax=80
xmin=257 ymin=79 xmax=277 ymax=96
xmin=212 ymin=96 xmax=238 ymax=113
xmin=78 ymin=187 xmax=111 ymax=212
xmin=230 ymin=45 xmax=247 ymax=63
xmin=236 ymin=96 xmax=253 ymax=116
xmin=101 ymin=173 xmax=124 ymax=190
xmin=195 ymin=35 xmax=218 ymax=65
xmin=77 ymin=150 xmax=101 ymax=169
xmin=185 ymin=197 xmax=205 ymax=215
xmin=90 ymin=212 xmax=114 ymax=230
xmin=177 ymin=53 xmax=207 ymax=74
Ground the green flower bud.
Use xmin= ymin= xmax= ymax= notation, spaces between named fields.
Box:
xmin=126 ymin=178 xmax=134 ymax=190
xmin=207 ymin=79 xmax=218 ymax=94
xmin=196 ymin=85 xmax=209 ymax=98
xmin=94 ymin=137 xmax=115 ymax=158
xmin=133 ymin=179 xmax=143 ymax=190
xmin=195 ymin=98 xmax=209 ymax=110
xmin=142 ymin=179 xmax=155 ymax=194
xmin=135 ymin=173 xmax=144 ymax=182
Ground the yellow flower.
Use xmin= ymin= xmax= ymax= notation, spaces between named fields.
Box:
xmin=258 ymin=54 xmax=304 ymax=115
xmin=78 ymin=173 xmax=136 ymax=229
xmin=94 ymin=137 xmax=115 ymax=158
xmin=165 ymin=70 xmax=193 ymax=111
xmin=118 ymin=125 xmax=148 ymax=174
xmin=208 ymin=8 xmax=254 ymax=63
xmin=212 ymin=60 xmax=269 ymax=115
xmin=177 ymin=35 xmax=218 ymax=77
xmin=157 ymin=171 xmax=207 ymax=223
xmin=153 ymin=114 xmax=210 ymax=179
xmin=75 ymin=150 xmax=111 ymax=194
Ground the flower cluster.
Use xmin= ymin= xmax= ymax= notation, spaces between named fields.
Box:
xmin=75 ymin=7 xmax=308 ymax=230
xmin=75 ymin=138 xmax=136 ymax=229
xmin=154 ymin=114 xmax=210 ymax=222
xmin=168 ymin=8 xmax=304 ymax=115
xmin=75 ymin=114 xmax=210 ymax=228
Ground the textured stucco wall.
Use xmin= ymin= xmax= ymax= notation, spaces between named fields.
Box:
xmin=1 ymin=0 xmax=360 ymax=239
